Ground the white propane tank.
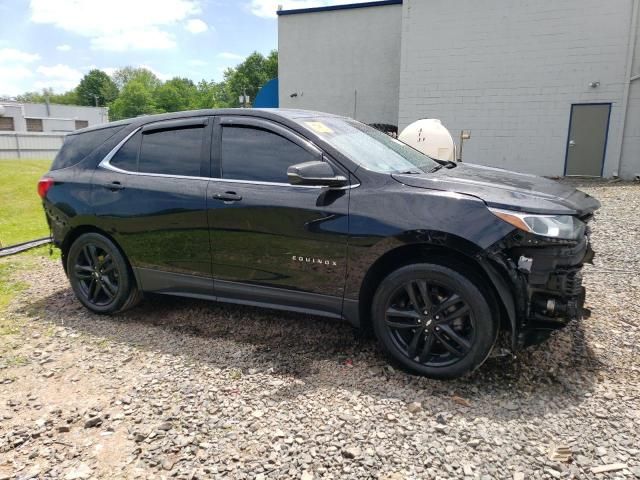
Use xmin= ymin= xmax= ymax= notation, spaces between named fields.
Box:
xmin=399 ymin=119 xmax=455 ymax=162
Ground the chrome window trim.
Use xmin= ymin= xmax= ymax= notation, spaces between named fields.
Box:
xmin=208 ymin=177 xmax=320 ymax=188
xmin=98 ymin=125 xmax=360 ymax=190
xmin=208 ymin=177 xmax=359 ymax=189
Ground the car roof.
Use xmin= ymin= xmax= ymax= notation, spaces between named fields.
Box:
xmin=72 ymin=108 xmax=346 ymax=136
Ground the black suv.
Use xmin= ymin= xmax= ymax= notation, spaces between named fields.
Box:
xmin=39 ymin=109 xmax=599 ymax=379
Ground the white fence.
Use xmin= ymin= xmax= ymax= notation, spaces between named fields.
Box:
xmin=0 ymin=132 xmax=65 ymax=160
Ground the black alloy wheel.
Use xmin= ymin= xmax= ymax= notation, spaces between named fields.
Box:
xmin=372 ymin=263 xmax=497 ymax=378
xmin=74 ymin=243 xmax=120 ymax=306
xmin=67 ymin=233 xmax=140 ymax=314
xmin=385 ymin=279 xmax=475 ymax=367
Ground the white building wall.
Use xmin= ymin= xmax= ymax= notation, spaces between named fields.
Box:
xmin=0 ymin=133 xmax=65 ymax=160
xmin=0 ymin=104 xmax=27 ymax=131
xmin=42 ymin=118 xmax=76 ymax=132
xmin=620 ymin=4 xmax=640 ymax=179
xmin=278 ymin=3 xmax=402 ymax=125
xmin=23 ymin=103 xmax=109 ymax=127
xmin=398 ymin=0 xmax=639 ymax=178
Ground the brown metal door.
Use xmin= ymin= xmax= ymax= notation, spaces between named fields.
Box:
xmin=565 ymin=104 xmax=611 ymax=177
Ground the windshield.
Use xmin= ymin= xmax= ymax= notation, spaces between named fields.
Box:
xmin=298 ymin=117 xmax=439 ymax=173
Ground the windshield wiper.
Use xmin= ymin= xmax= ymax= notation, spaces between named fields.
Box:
xmin=429 ymin=161 xmax=457 ymax=173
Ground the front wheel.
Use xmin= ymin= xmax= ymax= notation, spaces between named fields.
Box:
xmin=372 ymin=263 xmax=498 ymax=379
xmin=66 ymin=232 xmax=141 ymax=314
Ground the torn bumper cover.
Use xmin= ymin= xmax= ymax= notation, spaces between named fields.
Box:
xmin=488 ymin=226 xmax=595 ymax=349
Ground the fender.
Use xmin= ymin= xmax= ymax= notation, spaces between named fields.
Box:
xmin=344 ymin=229 xmax=487 ymax=300
xmin=344 ymin=230 xmax=520 ymax=342
xmin=476 ymin=256 xmax=518 ymax=349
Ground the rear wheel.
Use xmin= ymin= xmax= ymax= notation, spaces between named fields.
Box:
xmin=66 ymin=233 xmax=141 ymax=314
xmin=372 ymin=263 xmax=497 ymax=379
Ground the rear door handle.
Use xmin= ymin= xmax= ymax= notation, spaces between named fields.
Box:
xmin=107 ymin=181 xmax=124 ymax=191
xmin=213 ymin=192 xmax=242 ymax=202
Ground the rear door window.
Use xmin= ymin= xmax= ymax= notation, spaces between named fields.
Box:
xmin=221 ymin=125 xmax=317 ymax=183
xmin=51 ymin=125 xmax=125 ymax=170
xmin=139 ymin=126 xmax=204 ymax=177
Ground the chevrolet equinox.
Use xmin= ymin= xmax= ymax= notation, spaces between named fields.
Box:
xmin=39 ymin=109 xmax=600 ymax=379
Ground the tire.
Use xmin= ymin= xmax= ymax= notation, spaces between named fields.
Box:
xmin=66 ymin=232 xmax=141 ymax=314
xmin=372 ymin=263 xmax=498 ymax=379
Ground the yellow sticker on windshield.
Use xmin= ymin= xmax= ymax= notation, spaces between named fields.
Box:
xmin=304 ymin=121 xmax=333 ymax=134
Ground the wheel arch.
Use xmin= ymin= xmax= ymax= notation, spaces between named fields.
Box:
xmin=356 ymin=242 xmax=514 ymax=338
xmin=60 ymin=225 xmax=141 ymax=290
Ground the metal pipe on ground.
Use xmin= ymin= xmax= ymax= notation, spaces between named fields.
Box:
xmin=0 ymin=237 xmax=52 ymax=257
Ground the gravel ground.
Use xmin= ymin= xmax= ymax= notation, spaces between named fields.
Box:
xmin=1 ymin=180 xmax=639 ymax=480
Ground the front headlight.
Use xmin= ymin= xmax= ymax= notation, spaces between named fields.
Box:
xmin=489 ymin=208 xmax=585 ymax=240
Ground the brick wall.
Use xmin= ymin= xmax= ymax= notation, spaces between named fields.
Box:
xmin=620 ymin=8 xmax=640 ymax=179
xmin=398 ymin=0 xmax=639 ymax=177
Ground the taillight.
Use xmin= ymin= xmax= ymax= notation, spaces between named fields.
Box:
xmin=37 ymin=177 xmax=54 ymax=199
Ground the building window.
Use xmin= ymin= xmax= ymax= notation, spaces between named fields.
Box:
xmin=75 ymin=120 xmax=89 ymax=130
xmin=26 ymin=118 xmax=43 ymax=132
xmin=0 ymin=117 xmax=15 ymax=131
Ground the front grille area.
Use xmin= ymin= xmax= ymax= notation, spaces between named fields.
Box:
xmin=547 ymin=268 xmax=584 ymax=298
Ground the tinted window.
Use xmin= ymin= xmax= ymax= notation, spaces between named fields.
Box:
xmin=139 ymin=127 xmax=204 ymax=176
xmin=51 ymin=125 xmax=125 ymax=170
xmin=110 ymin=132 xmax=140 ymax=171
xmin=221 ymin=126 xmax=317 ymax=183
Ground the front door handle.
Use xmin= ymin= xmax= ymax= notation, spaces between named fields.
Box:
xmin=213 ymin=192 xmax=242 ymax=202
xmin=107 ymin=181 xmax=124 ymax=191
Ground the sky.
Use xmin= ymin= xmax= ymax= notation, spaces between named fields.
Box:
xmin=0 ymin=0 xmax=375 ymax=97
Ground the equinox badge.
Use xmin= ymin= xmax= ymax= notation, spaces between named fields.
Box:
xmin=292 ymin=255 xmax=337 ymax=266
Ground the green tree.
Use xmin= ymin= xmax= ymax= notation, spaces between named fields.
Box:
xmin=14 ymin=91 xmax=46 ymax=103
xmin=154 ymin=77 xmax=197 ymax=112
xmin=109 ymin=80 xmax=157 ymax=120
xmin=222 ymin=50 xmax=278 ymax=107
xmin=112 ymin=67 xmax=161 ymax=91
xmin=15 ymin=88 xmax=79 ymax=105
xmin=76 ymin=69 xmax=118 ymax=106
xmin=192 ymin=80 xmax=230 ymax=108
xmin=264 ymin=50 xmax=278 ymax=79
xmin=11 ymin=51 xmax=279 ymax=113
xmin=51 ymin=89 xmax=80 ymax=105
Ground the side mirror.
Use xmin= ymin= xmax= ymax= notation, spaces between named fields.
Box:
xmin=287 ymin=161 xmax=348 ymax=188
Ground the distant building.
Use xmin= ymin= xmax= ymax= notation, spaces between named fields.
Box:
xmin=278 ymin=0 xmax=640 ymax=179
xmin=0 ymin=101 xmax=109 ymax=159
xmin=0 ymin=101 xmax=108 ymax=133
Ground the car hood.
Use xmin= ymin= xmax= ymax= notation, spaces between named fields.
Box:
xmin=392 ymin=163 xmax=601 ymax=216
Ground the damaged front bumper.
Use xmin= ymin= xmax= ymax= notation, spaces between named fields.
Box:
xmin=486 ymin=225 xmax=595 ymax=349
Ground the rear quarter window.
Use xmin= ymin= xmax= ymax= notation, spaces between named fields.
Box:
xmin=51 ymin=125 xmax=125 ymax=170
xmin=110 ymin=131 xmax=141 ymax=171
